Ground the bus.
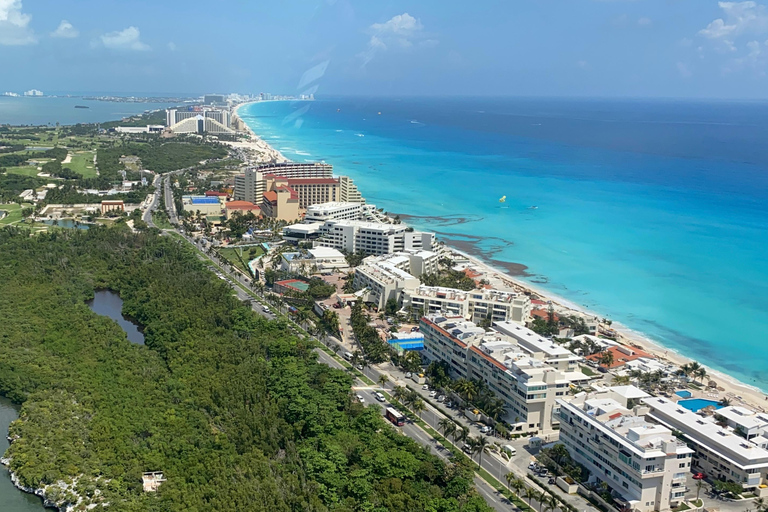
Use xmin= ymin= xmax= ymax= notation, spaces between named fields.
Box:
xmin=385 ymin=407 xmax=405 ymax=427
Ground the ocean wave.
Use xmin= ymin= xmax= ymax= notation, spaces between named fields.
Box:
xmin=355 ymin=133 xmax=364 ymax=137
xmin=295 ymin=150 xmax=311 ymax=156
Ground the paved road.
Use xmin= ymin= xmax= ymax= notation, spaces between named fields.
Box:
xmin=171 ymin=232 xmax=532 ymax=512
xmin=143 ymin=174 xmax=163 ymax=228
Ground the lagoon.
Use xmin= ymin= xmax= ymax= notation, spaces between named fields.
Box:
xmin=87 ymin=290 xmax=145 ymax=345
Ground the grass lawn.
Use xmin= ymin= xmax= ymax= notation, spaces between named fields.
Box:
xmin=6 ymin=165 xmax=41 ymax=177
xmin=0 ymin=203 xmax=33 ymax=225
xmin=66 ymin=151 xmax=97 ymax=178
xmin=218 ymin=246 xmax=263 ymax=274
xmin=580 ymin=365 xmax=597 ymax=377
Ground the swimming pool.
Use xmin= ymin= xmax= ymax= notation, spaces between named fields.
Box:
xmin=675 ymin=390 xmax=692 ymax=399
xmin=677 ymin=398 xmax=722 ymax=412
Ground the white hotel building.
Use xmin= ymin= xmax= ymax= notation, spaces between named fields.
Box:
xmin=315 ymin=219 xmax=435 ymax=256
xmin=558 ymin=388 xmax=694 ymax=512
xmin=353 ymin=251 xmax=439 ymax=309
xmin=421 ymin=314 xmax=589 ymax=434
xmin=403 ymin=286 xmax=532 ymax=326
xmin=643 ymin=398 xmax=768 ymax=496
xmin=303 ymin=201 xmax=381 ymax=223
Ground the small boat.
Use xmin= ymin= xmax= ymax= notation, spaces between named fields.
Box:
xmin=74 ymin=105 xmax=90 ymax=109
xmin=528 ymin=206 xmax=538 ymax=209
xmin=499 ymin=195 xmax=506 ymax=203
xmin=378 ymin=112 xmax=381 ymax=115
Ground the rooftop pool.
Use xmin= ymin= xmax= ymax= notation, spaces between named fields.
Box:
xmin=677 ymin=398 xmax=721 ymax=412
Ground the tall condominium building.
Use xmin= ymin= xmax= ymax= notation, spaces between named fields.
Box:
xmin=233 ymin=168 xmax=265 ymax=204
xmin=315 ymin=219 xmax=434 ymax=256
xmin=282 ymin=177 xmax=340 ymax=209
xmin=166 ymin=108 xmax=233 ymax=134
xmin=261 ymin=186 xmax=300 ymax=222
xmin=492 ymin=321 xmax=581 ymax=371
xmin=255 ymin=162 xmax=333 ymax=179
xmin=403 ymin=287 xmax=532 ymax=326
xmin=643 ymin=398 xmax=768 ymax=494
xmin=166 ymin=108 xmax=231 ymax=127
xmin=339 ymin=175 xmax=364 ymax=203
xmin=203 ymin=94 xmax=226 ymax=105
xmin=558 ymin=388 xmax=694 ymax=512
xmin=421 ymin=314 xmax=589 ymax=433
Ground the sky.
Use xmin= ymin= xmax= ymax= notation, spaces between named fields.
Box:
xmin=2 ymin=0 xmax=768 ymax=98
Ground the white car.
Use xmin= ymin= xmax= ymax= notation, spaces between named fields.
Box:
xmin=436 ymin=395 xmax=446 ymax=403
xmin=422 ymin=384 xmax=429 ymax=390
xmin=356 ymin=394 xmax=365 ymax=403
xmin=429 ymin=390 xmax=437 ymax=398
xmin=374 ymin=392 xmax=386 ymax=402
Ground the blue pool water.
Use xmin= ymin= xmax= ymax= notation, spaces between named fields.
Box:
xmin=677 ymin=399 xmax=722 ymax=412
xmin=675 ymin=390 xmax=692 ymax=399
xmin=240 ymin=97 xmax=768 ymax=392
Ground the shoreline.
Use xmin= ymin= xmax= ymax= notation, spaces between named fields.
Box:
xmin=237 ymin=106 xmax=768 ymax=412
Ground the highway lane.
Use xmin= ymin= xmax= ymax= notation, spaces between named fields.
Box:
xmin=172 ymin=232 xmax=519 ymax=512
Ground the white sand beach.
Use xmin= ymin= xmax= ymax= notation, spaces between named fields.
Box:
xmin=228 ymin=102 xmax=288 ymax=164
xmin=237 ymin=106 xmax=768 ymax=413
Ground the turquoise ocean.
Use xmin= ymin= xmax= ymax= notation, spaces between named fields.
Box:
xmin=0 ymin=95 xmax=178 ymax=125
xmin=240 ymin=97 xmax=768 ymax=392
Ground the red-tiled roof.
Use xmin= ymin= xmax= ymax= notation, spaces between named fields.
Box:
xmin=226 ymin=201 xmax=260 ymax=211
xmin=463 ymin=268 xmax=482 ymax=278
xmin=531 ymin=309 xmax=559 ymax=322
xmin=275 ymin=185 xmax=299 ymax=200
xmin=263 ymin=191 xmax=277 ymax=203
xmin=585 ymin=345 xmax=654 ymax=369
xmin=205 ymin=190 xmax=229 ymax=197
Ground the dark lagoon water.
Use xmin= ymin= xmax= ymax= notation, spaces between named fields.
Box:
xmin=87 ymin=290 xmax=145 ymax=344
xmin=38 ymin=220 xmax=90 ymax=230
xmin=0 ymin=398 xmax=51 ymax=511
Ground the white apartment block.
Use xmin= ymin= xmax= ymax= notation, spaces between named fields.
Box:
xmin=254 ymin=162 xmax=333 ymax=179
xmin=353 ymin=262 xmax=420 ymax=310
xmin=558 ymin=388 xmax=695 ymax=512
xmin=493 ymin=321 xmax=581 ymax=371
xmin=404 ymin=286 xmax=532 ymax=326
xmin=304 ymin=202 xmax=381 ymax=223
xmin=352 ymin=251 xmax=438 ymax=309
xmin=315 ymin=219 xmax=435 ymax=256
xmin=421 ymin=314 xmax=589 ymax=434
xmin=644 ymin=398 xmax=768 ymax=496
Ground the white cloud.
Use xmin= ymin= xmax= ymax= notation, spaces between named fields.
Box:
xmin=51 ymin=19 xmax=78 ymax=39
xmin=700 ymin=1 xmax=768 ymax=39
xmin=638 ymin=17 xmax=652 ymax=26
xmin=359 ymin=12 xmax=434 ymax=66
xmin=167 ymin=41 xmax=176 ymax=51
xmin=99 ymin=26 xmax=150 ymax=51
xmin=0 ymin=0 xmax=36 ymax=45
xmin=677 ymin=62 xmax=693 ymax=77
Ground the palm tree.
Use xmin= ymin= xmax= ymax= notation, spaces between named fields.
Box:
xmin=392 ymin=386 xmax=407 ymax=404
xmin=536 ymin=490 xmax=549 ymax=512
xmin=694 ymin=367 xmax=707 ymax=385
xmin=544 ymin=492 xmax=559 ymax=512
xmin=443 ymin=421 xmax=457 ymax=441
xmin=454 ymin=426 xmax=469 ymax=445
xmin=612 ymin=374 xmax=631 ymax=385
xmin=507 ymin=475 xmax=525 ymax=497
xmin=599 ymin=350 xmax=614 ymax=368
xmin=412 ymin=398 xmax=426 ymax=420
xmin=696 ymin=480 xmax=705 ymax=503
xmin=378 ymin=374 xmax=389 ymax=389
xmin=754 ymin=496 xmax=766 ymax=512
xmin=439 ymin=418 xmax=454 ymax=436
xmin=473 ymin=435 xmax=491 ymax=466
xmin=524 ymin=487 xmax=538 ymax=509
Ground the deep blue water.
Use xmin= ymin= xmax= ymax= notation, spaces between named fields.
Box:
xmin=241 ymin=97 xmax=768 ymax=392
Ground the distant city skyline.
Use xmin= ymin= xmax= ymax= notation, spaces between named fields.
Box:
xmin=3 ymin=0 xmax=768 ymax=99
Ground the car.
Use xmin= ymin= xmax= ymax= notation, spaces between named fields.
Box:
xmin=429 ymin=390 xmax=437 ymax=397
xmin=436 ymin=395 xmax=445 ymax=402
xmin=405 ymin=372 xmax=412 ymax=379
xmin=356 ymin=394 xmax=365 ymax=403
xmin=480 ymin=426 xmax=491 ymax=434
xmin=528 ymin=462 xmax=538 ymax=470
xmin=374 ymin=392 xmax=386 ymax=402
xmin=537 ymin=469 xmax=549 ymax=477
xmin=462 ymin=444 xmax=473 ymax=454
xmin=422 ymin=384 xmax=429 ymax=390
xmin=445 ymin=401 xmax=453 ymax=408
